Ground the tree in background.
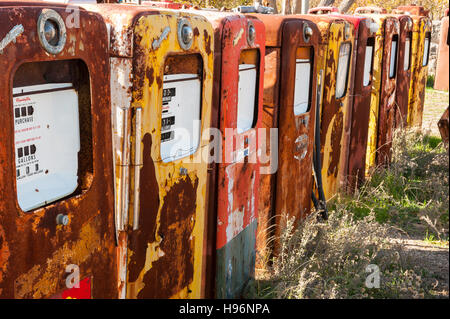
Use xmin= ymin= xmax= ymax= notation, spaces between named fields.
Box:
xmin=312 ymin=0 xmax=447 ymax=18
xmin=171 ymin=0 xmax=447 ymax=19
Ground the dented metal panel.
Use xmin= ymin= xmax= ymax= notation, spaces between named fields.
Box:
xmin=306 ymin=15 xmax=355 ymax=199
xmin=0 ymin=3 xmax=117 ymax=298
xmin=250 ymin=14 xmax=320 ymax=259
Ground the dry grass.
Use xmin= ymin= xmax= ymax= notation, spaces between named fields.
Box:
xmin=246 ymin=128 xmax=449 ymax=299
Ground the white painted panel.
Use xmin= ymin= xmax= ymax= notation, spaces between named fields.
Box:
xmin=13 ymin=84 xmax=80 ymax=212
xmin=336 ymin=43 xmax=351 ymax=99
xmin=389 ymin=39 xmax=398 ymax=78
xmin=293 ymin=59 xmax=311 ymax=115
xmin=237 ymin=64 xmax=257 ymax=134
xmin=161 ymin=73 xmax=201 ymax=163
xmin=403 ymin=38 xmax=411 ymax=71
xmin=422 ymin=37 xmax=430 ymax=66
xmin=363 ymin=45 xmax=374 ymax=86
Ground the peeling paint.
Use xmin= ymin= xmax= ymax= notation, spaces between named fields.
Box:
xmin=0 ymin=5 xmax=117 ymax=299
xmin=294 ymin=134 xmax=308 ymax=160
xmin=406 ymin=16 xmax=431 ymax=128
xmin=0 ymin=24 xmax=23 ymax=54
xmin=306 ymin=17 xmax=355 ymax=199
xmin=233 ymin=28 xmax=244 ymax=46
xmin=204 ymin=13 xmax=264 ymax=298
xmin=152 ymin=26 xmax=170 ymax=50
xmin=126 ymin=10 xmax=215 ymax=299
xmin=226 ymin=208 xmax=245 ymax=243
xmin=251 ymin=15 xmax=320 ymax=260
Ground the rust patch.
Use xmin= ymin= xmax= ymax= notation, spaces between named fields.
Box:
xmin=203 ymin=29 xmax=212 ymax=55
xmin=438 ymin=107 xmax=449 ymax=145
xmin=128 ymin=133 xmax=160 ymax=282
xmin=0 ymin=224 xmax=9 ymax=287
xmin=138 ymin=174 xmax=198 ymax=299
xmin=145 ymin=67 xmax=154 ymax=86
xmin=164 ymin=54 xmax=202 ymax=75
xmin=328 ymin=111 xmax=344 ymax=178
xmin=0 ymin=5 xmax=117 ymax=298
xmin=132 ymin=33 xmax=147 ymax=102
xmin=193 ymin=26 xmax=200 ymax=38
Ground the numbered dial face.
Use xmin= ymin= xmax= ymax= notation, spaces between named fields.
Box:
xmin=160 ymin=73 xmax=201 ymax=163
xmin=13 ymin=83 xmax=80 ymax=212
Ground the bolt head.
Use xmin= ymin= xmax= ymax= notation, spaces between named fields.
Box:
xmin=56 ymin=214 xmax=69 ymax=226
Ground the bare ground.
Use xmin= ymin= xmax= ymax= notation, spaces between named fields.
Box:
xmin=389 ymin=233 xmax=449 ymax=298
xmin=421 ymin=88 xmax=449 ymax=136
xmin=389 ymin=87 xmax=449 ymax=298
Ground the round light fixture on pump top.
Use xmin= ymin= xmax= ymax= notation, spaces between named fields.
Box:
xmin=37 ymin=9 xmax=66 ymax=55
xmin=366 ymin=18 xmax=379 ymax=34
xmin=303 ymin=23 xmax=313 ymax=43
xmin=247 ymin=20 xmax=256 ymax=46
xmin=178 ymin=18 xmax=193 ymax=50
xmin=407 ymin=18 xmax=413 ymax=29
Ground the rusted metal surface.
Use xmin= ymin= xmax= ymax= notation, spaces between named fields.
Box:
xmin=393 ymin=6 xmax=432 ymax=128
xmin=393 ymin=15 xmax=414 ymax=129
xmin=354 ymin=10 xmax=400 ymax=168
xmin=186 ymin=12 xmax=265 ymax=299
xmin=250 ymin=14 xmax=320 ymax=257
xmin=374 ymin=16 xmax=399 ymax=167
xmin=277 ymin=20 xmax=318 ymax=223
xmin=438 ymin=107 xmax=449 ymax=145
xmin=406 ymin=15 xmax=431 ymax=128
xmin=353 ymin=13 xmax=387 ymax=175
xmin=130 ymin=13 xmax=214 ymax=299
xmin=256 ymin=45 xmax=279 ymax=270
xmin=323 ymin=15 xmax=378 ymax=191
xmin=355 ymin=6 xmax=387 ymax=14
xmin=82 ymin=4 xmax=216 ymax=299
xmin=305 ymin=15 xmax=354 ymax=199
xmin=0 ymin=3 xmax=117 ymax=298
